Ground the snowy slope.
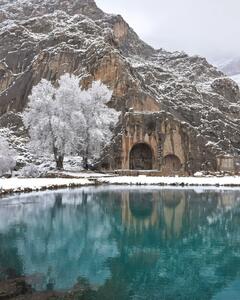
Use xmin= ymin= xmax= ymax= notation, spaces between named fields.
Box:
xmin=0 ymin=0 xmax=240 ymax=160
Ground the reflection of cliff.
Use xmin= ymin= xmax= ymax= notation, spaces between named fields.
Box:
xmin=121 ymin=189 xmax=239 ymax=240
xmin=121 ymin=191 xmax=159 ymax=233
xmin=114 ymin=190 xmax=240 ymax=300
xmin=162 ymin=191 xmax=186 ymax=239
xmin=0 ymin=188 xmax=240 ymax=300
xmin=121 ymin=190 xmax=187 ymax=239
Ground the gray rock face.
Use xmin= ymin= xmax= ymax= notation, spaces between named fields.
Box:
xmin=211 ymin=78 xmax=240 ymax=103
xmin=0 ymin=0 xmax=239 ymax=161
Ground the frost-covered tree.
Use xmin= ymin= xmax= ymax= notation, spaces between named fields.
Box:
xmin=0 ymin=136 xmax=16 ymax=176
xmin=23 ymin=74 xmax=119 ymax=170
xmin=79 ymin=80 xmax=120 ymax=167
xmin=23 ymin=74 xmax=87 ymax=170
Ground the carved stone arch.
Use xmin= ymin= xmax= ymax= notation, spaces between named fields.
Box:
xmin=162 ymin=154 xmax=182 ymax=173
xmin=129 ymin=143 xmax=153 ymax=170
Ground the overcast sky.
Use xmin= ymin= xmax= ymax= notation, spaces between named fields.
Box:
xmin=96 ymin=0 xmax=240 ymax=64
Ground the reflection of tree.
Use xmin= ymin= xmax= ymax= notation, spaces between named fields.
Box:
xmin=0 ymin=190 xmax=119 ymax=291
xmin=0 ymin=226 xmax=25 ymax=280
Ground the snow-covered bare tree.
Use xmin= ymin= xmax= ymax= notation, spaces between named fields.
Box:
xmin=23 ymin=74 xmax=119 ymax=170
xmin=0 ymin=136 xmax=16 ymax=176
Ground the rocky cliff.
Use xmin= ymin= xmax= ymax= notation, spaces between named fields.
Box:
xmin=0 ymin=0 xmax=240 ymax=159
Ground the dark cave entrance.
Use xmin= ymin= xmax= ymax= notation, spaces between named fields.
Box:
xmin=129 ymin=143 xmax=153 ymax=170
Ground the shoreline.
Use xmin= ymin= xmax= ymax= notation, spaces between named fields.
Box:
xmin=1 ymin=175 xmax=240 ymax=197
xmin=0 ymin=178 xmax=95 ymax=197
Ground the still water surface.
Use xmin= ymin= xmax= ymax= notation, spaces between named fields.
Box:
xmin=0 ymin=187 xmax=240 ymax=299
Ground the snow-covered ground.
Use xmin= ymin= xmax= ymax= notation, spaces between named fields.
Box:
xmin=51 ymin=171 xmax=113 ymax=178
xmin=99 ymin=175 xmax=240 ymax=187
xmin=1 ymin=175 xmax=240 ymax=196
xmin=0 ymin=177 xmax=93 ymax=195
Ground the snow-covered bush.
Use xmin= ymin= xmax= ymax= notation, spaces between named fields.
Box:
xmin=0 ymin=136 xmax=16 ymax=177
xmin=23 ymin=74 xmax=120 ymax=170
xmin=194 ymin=171 xmax=204 ymax=177
xmin=20 ymin=164 xmax=42 ymax=178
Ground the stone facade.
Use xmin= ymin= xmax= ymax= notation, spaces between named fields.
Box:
xmin=100 ymin=102 xmax=222 ymax=175
xmin=217 ymin=155 xmax=236 ymax=173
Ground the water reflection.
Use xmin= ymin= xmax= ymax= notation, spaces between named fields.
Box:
xmin=0 ymin=187 xmax=240 ymax=300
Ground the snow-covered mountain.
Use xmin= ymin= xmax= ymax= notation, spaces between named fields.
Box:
xmin=0 ymin=0 xmax=240 ymax=158
xmin=216 ymin=57 xmax=240 ymax=76
xmin=216 ymin=57 xmax=240 ymax=91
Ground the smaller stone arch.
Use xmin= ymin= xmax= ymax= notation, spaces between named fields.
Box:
xmin=129 ymin=143 xmax=153 ymax=170
xmin=162 ymin=154 xmax=182 ymax=173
